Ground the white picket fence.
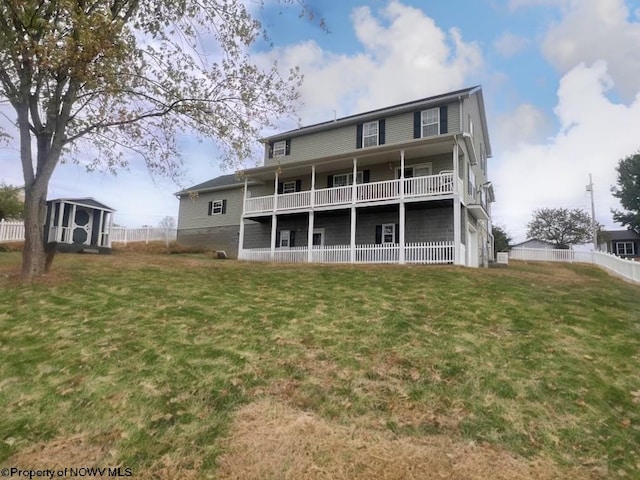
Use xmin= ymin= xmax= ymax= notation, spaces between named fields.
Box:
xmin=0 ymin=220 xmax=177 ymax=245
xmin=239 ymin=242 xmax=454 ymax=265
xmin=510 ymin=247 xmax=640 ymax=284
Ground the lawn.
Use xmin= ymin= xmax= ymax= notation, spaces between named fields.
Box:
xmin=0 ymin=250 xmax=638 ymax=479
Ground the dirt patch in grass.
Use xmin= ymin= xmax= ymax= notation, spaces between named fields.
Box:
xmin=3 ymin=434 xmax=114 ymax=469
xmin=216 ymin=399 xmax=603 ymax=480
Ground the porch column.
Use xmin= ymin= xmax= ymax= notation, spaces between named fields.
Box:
xmin=107 ymin=212 xmax=114 ymax=248
xmin=56 ymin=201 xmax=64 ymax=242
xmin=238 ymin=177 xmax=248 ymax=257
xmin=452 ymin=140 xmax=461 ymax=265
xmin=69 ymin=203 xmax=77 ymax=244
xmin=399 ymin=150 xmax=406 ymax=264
xmin=97 ymin=209 xmax=105 ymax=247
xmin=454 ymin=196 xmax=461 ymax=265
xmin=307 ymin=211 xmax=314 ymax=263
xmin=350 ymin=158 xmax=357 ymax=263
xmin=271 ymin=170 xmax=279 ymax=260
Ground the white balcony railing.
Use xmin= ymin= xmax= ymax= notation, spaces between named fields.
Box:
xmin=239 ymin=242 xmax=455 ymax=265
xmin=244 ymin=173 xmax=456 ymax=215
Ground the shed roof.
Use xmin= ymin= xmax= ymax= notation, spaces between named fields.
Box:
xmin=47 ymin=197 xmax=115 ymax=212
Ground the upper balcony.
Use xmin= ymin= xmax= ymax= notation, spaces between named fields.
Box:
xmin=244 ymin=172 xmax=461 ymax=216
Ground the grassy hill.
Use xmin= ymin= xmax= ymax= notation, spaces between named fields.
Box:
xmin=0 ymin=251 xmax=638 ymax=479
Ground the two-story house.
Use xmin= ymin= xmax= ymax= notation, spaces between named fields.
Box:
xmin=176 ymin=86 xmax=495 ymax=266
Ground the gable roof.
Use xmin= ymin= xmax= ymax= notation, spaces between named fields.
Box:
xmin=47 ymin=197 xmax=115 ymax=212
xmin=511 ymin=238 xmax=556 ymax=248
xmin=175 ymin=173 xmax=249 ymax=196
xmin=264 ymin=85 xmax=483 ymax=144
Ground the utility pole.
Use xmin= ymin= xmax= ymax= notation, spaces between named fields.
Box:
xmin=586 ymin=173 xmax=598 ymax=251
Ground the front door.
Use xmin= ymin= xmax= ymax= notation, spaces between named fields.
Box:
xmin=72 ymin=208 xmax=93 ymax=245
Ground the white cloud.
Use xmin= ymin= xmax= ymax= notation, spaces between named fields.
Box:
xmin=541 ymin=0 xmax=640 ymax=101
xmin=493 ymin=103 xmax=550 ymax=150
xmin=494 ymin=31 xmax=530 ymax=57
xmin=260 ymin=1 xmax=483 ymax=126
xmin=491 ymin=61 xmax=640 ymax=241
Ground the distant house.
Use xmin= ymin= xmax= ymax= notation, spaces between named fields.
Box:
xmin=176 ymin=86 xmax=495 ymax=266
xmin=599 ymin=229 xmax=640 ymax=260
xmin=511 ymin=239 xmax=556 ymax=249
xmin=44 ymin=198 xmax=115 ymax=254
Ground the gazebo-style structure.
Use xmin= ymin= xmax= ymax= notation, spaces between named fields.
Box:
xmin=44 ymin=198 xmax=115 ymax=254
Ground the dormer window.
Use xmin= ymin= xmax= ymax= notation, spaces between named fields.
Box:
xmin=273 ymin=140 xmax=287 ymax=157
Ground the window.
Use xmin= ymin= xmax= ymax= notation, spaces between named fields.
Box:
xmin=396 ymin=163 xmax=432 ymax=179
xmin=333 ymin=171 xmax=363 ymax=187
xmin=312 ymin=228 xmax=325 ymax=247
xmin=421 ymin=108 xmax=440 ymax=137
xmin=382 ymin=224 xmax=395 ymax=244
xmin=468 ymin=169 xmax=476 ymax=198
xmin=209 ymin=199 xmax=226 ymax=215
xmin=279 ymin=230 xmax=291 ymax=248
xmin=362 ymin=121 xmax=379 ymax=148
xmin=615 ymin=241 xmax=635 ymax=256
xmin=282 ymin=181 xmax=296 ymax=194
xmin=273 ymin=140 xmax=287 ymax=157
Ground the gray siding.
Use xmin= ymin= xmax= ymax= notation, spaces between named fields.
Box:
xmin=177 ymin=186 xmax=243 ymax=230
xmin=265 ymin=102 xmax=460 ymax=166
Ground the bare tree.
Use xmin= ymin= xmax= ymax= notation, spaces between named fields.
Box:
xmin=526 ymin=208 xmax=594 ymax=249
xmin=0 ymin=0 xmax=305 ymax=279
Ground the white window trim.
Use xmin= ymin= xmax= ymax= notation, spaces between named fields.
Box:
xmin=211 ymin=200 xmax=224 ymax=215
xmin=421 ymin=108 xmax=440 ymax=137
xmin=362 ymin=121 xmax=379 ymax=148
xmin=312 ymin=228 xmax=325 ymax=247
xmin=396 ymin=163 xmax=433 ymax=179
xmin=334 ymin=171 xmax=363 ymax=187
xmin=382 ymin=223 xmax=395 ymax=245
xmin=273 ymin=140 xmax=287 ymax=157
xmin=282 ymin=181 xmax=296 ymax=194
xmin=279 ymin=229 xmax=291 ymax=249
xmin=615 ymin=241 xmax=635 ymax=256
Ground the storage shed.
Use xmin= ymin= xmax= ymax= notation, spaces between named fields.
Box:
xmin=44 ymin=198 xmax=115 ymax=253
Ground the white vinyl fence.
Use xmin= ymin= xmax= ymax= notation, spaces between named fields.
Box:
xmin=0 ymin=220 xmax=177 ymax=246
xmin=510 ymin=247 xmax=640 ymax=284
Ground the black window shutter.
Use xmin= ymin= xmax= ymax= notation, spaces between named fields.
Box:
xmin=363 ymin=170 xmax=370 ymax=183
xmin=290 ymin=231 xmax=295 ymax=247
xmin=375 ymin=225 xmax=382 ymax=244
xmin=379 ymin=119 xmax=386 ymax=145
xmin=221 ymin=199 xmax=227 ymax=214
xmin=413 ymin=111 xmax=421 ymax=139
xmin=275 ymin=231 xmax=280 ymax=247
xmin=327 ymin=175 xmax=334 ymax=188
xmin=440 ymin=105 xmax=448 ymax=134
xmin=277 ymin=182 xmax=283 ymax=194
xmin=268 ymin=142 xmax=274 ymax=159
xmin=208 ymin=201 xmax=213 ymax=216
xmin=285 ymin=139 xmax=291 ymax=155
xmin=395 ymin=224 xmax=400 ymax=243
xmin=295 ymin=179 xmax=302 ymax=192
xmin=356 ymin=123 xmax=363 ymax=149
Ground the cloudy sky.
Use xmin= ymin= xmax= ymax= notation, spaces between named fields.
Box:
xmin=1 ymin=0 xmax=639 ymax=241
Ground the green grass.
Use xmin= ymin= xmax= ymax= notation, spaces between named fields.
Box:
xmin=0 ymin=252 xmax=639 ymax=477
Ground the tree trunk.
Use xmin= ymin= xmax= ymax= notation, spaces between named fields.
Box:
xmin=21 ymin=183 xmax=50 ymax=279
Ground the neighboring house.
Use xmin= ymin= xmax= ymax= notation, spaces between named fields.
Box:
xmin=599 ymin=229 xmax=640 ymax=260
xmin=44 ymin=198 xmax=115 ymax=253
xmin=176 ymin=86 xmax=495 ymax=266
xmin=511 ymin=239 xmax=556 ymax=250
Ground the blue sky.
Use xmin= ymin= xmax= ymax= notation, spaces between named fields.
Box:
xmin=2 ymin=0 xmax=640 ymax=241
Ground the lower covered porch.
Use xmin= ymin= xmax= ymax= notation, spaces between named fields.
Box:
xmin=239 ymin=202 xmax=464 ymax=265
